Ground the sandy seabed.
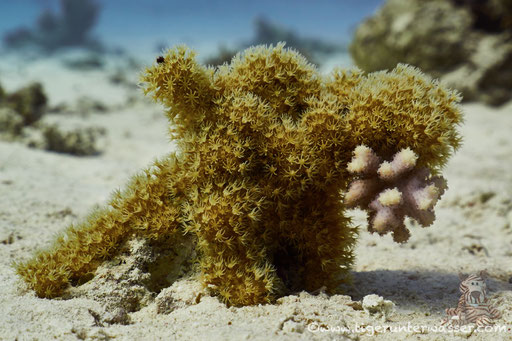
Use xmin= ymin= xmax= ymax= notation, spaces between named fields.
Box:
xmin=0 ymin=52 xmax=511 ymax=341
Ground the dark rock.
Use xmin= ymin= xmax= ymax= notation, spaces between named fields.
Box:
xmin=3 ymin=0 xmax=102 ymax=53
xmin=5 ymin=82 xmax=47 ymax=125
xmin=350 ymin=0 xmax=512 ymax=106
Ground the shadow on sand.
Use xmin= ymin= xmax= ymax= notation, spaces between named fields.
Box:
xmin=343 ymin=269 xmax=511 ymax=314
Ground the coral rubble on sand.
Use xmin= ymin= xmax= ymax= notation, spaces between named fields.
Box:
xmin=0 ymin=82 xmax=105 ymax=156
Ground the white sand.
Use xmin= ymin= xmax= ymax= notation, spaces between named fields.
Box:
xmin=1 ymin=53 xmax=511 ymax=340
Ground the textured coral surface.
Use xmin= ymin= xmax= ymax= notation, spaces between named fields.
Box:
xmin=345 ymin=145 xmax=448 ymax=243
xmin=15 ymin=44 xmax=463 ymax=306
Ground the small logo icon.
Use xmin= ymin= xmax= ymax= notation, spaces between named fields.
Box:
xmin=441 ymin=270 xmax=501 ymax=327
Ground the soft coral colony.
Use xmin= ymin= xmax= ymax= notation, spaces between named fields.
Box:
xmin=15 ymin=43 xmax=463 ymax=306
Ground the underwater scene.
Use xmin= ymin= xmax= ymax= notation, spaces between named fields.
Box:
xmin=0 ymin=0 xmax=511 ymax=340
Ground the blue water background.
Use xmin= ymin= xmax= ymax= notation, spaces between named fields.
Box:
xmin=0 ymin=0 xmax=383 ymax=60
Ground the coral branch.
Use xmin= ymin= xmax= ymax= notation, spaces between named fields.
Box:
xmin=346 ymin=145 xmax=447 ymax=242
xmin=347 ymin=144 xmax=380 ymax=174
xmin=377 ymin=148 xmax=418 ymax=181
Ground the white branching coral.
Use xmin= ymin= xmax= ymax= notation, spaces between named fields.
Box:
xmin=345 ymin=145 xmax=447 ymax=242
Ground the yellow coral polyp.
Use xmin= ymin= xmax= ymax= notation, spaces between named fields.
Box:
xmin=15 ymin=43 xmax=462 ymax=306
